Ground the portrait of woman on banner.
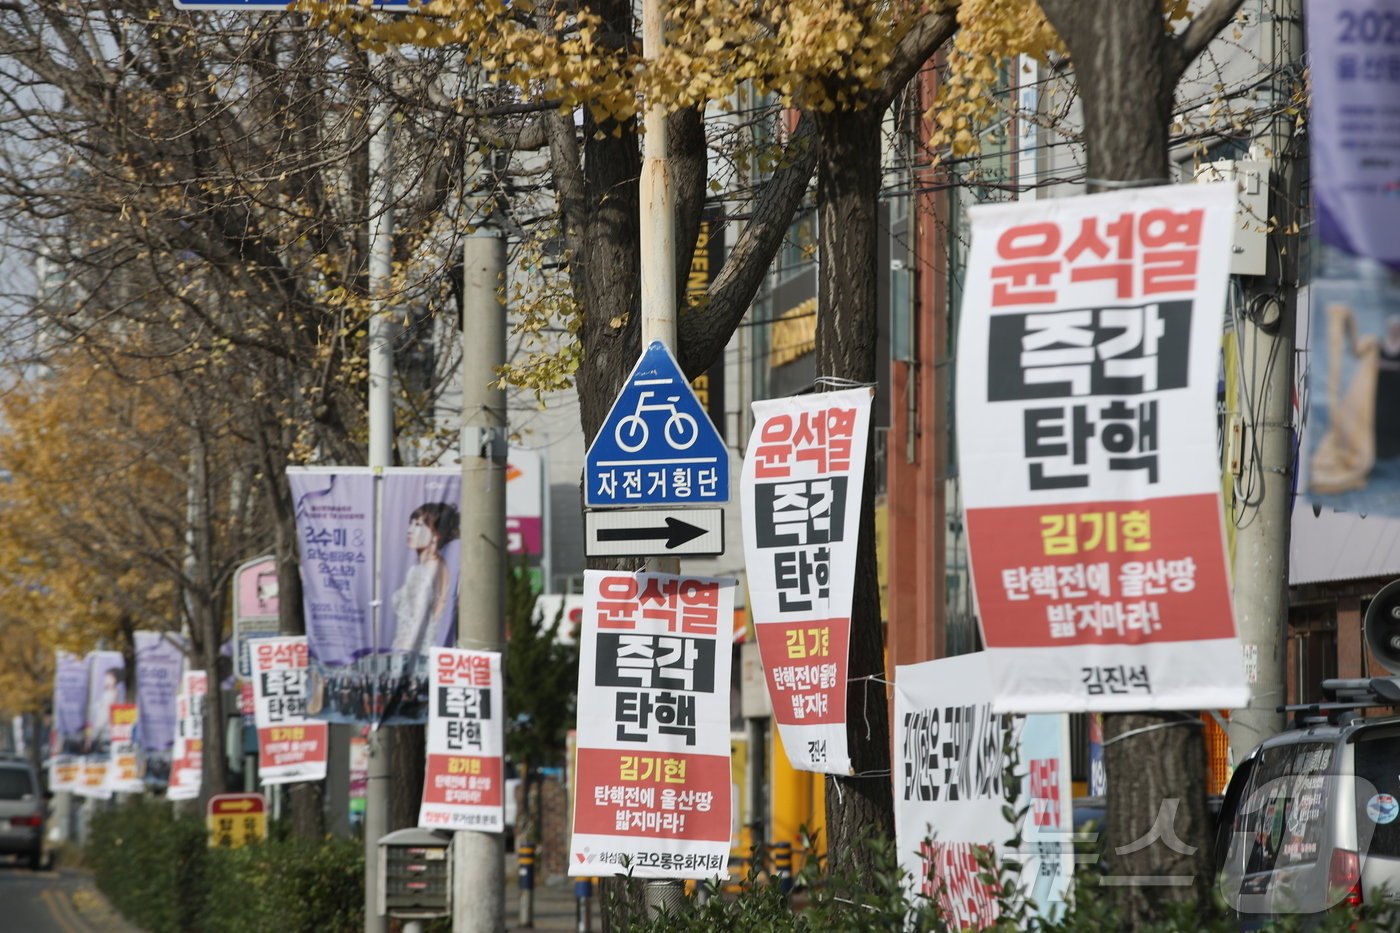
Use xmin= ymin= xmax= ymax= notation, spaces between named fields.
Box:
xmin=1308 ymin=275 xmax=1400 ymax=518
xmin=378 ymin=472 xmax=462 ymax=724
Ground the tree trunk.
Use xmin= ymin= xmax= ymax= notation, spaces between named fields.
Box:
xmin=813 ymin=103 xmax=894 ymax=874
xmin=1034 ymin=1 xmax=1234 ymax=923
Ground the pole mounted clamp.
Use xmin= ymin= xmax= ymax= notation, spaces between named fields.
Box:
xmin=462 ymin=425 xmax=508 ymax=464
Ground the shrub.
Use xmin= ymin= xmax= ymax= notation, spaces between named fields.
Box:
xmin=87 ymin=797 xmax=363 ymax=933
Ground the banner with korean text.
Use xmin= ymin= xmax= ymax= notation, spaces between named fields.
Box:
xmin=108 ymin=704 xmax=145 ymax=794
xmin=167 ymin=670 xmax=206 ymax=802
xmin=289 ymin=467 xmax=461 ymax=727
xmin=955 ymin=184 xmax=1247 ymax=711
xmin=419 ymin=647 xmax=505 ymax=831
xmin=135 ymin=631 xmax=184 ymax=789
xmin=49 ymin=651 xmax=87 ymax=792
xmin=570 ymin=569 xmax=736 ymax=880
xmin=252 ymin=637 xmax=328 ymax=784
xmin=895 ymin=654 xmax=1072 ymax=928
xmin=741 ymin=387 xmax=872 ymax=773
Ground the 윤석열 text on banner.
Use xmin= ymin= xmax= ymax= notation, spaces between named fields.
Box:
xmin=954 ymin=183 xmax=1247 ymax=712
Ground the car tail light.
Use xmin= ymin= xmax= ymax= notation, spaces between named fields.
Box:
xmin=1329 ymin=847 xmax=1363 ymax=908
xmin=9 ymin=814 xmax=41 ymax=828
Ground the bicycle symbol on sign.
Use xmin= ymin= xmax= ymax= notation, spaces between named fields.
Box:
xmin=614 ymin=387 xmax=700 ymax=453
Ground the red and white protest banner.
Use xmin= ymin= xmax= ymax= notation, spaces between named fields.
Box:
xmin=108 ymin=704 xmax=144 ymax=794
xmin=955 ymin=184 xmax=1247 ymax=711
xmin=418 ymin=647 xmax=505 ymax=831
xmin=167 ymin=670 xmax=206 ymax=801
xmin=741 ymin=387 xmax=872 ymax=773
xmin=252 ymin=637 xmax=328 ymax=785
xmin=570 ymin=570 xmax=736 ymax=880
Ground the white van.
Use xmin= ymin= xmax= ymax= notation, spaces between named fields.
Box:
xmin=1215 ymin=678 xmax=1400 ymax=925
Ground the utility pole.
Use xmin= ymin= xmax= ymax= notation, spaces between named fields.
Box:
xmin=453 ymin=177 xmax=508 ymax=932
xmin=1226 ymin=0 xmax=1302 ymax=763
xmin=638 ymin=0 xmax=686 ymax=914
xmin=364 ymin=79 xmax=395 ymax=933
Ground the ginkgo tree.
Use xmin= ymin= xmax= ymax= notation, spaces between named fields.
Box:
xmin=0 ymin=347 xmax=284 ymax=794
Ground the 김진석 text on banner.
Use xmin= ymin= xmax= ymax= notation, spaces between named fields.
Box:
xmin=419 ymin=647 xmax=505 ymax=832
xmin=570 ymin=570 xmax=736 ymax=880
xmin=741 ymin=387 xmax=872 ymax=773
xmin=955 ymin=183 xmax=1247 ymax=712
xmin=251 ymin=637 xmax=328 ymax=785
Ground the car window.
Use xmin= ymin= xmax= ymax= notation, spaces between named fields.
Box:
xmin=1237 ymin=741 xmax=1333 ymax=876
xmin=0 ymin=767 xmax=36 ymax=800
xmin=1353 ymin=732 xmax=1400 ymax=857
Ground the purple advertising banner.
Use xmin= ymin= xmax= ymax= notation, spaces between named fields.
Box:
xmin=1306 ymin=0 xmax=1400 ymax=270
xmin=289 ymin=469 xmax=375 ymax=668
xmin=135 ymin=631 xmax=184 ymax=787
xmin=50 ymin=651 xmax=89 ymax=791
xmin=84 ymin=651 xmax=126 ymax=756
xmin=53 ymin=651 xmax=88 ymax=753
xmin=293 ymin=467 xmax=460 ymax=726
xmin=1303 ymin=0 xmax=1400 ymax=518
xmin=380 ymin=470 xmax=461 ymax=660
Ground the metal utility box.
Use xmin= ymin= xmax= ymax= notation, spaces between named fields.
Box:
xmin=378 ymin=828 xmax=453 ymax=919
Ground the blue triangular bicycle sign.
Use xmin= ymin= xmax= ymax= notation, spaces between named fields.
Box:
xmin=585 ymin=341 xmax=729 ymax=507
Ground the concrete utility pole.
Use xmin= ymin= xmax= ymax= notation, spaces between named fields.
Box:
xmin=453 ymin=187 xmax=508 ymax=932
xmin=638 ymin=0 xmax=686 ymax=914
xmin=1227 ymin=0 xmax=1302 ymax=761
xmin=364 ymin=83 xmax=395 ymax=933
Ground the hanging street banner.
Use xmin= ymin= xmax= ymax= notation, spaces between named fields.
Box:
xmin=135 ymin=631 xmax=184 ymax=789
xmin=75 ymin=650 xmax=126 ymax=800
xmin=955 ymin=184 xmax=1247 ymax=712
xmin=894 ymin=654 xmax=1073 ymax=929
xmin=108 ymin=704 xmax=145 ymax=795
xmin=1302 ymin=0 xmax=1400 ymax=518
xmin=49 ymin=651 xmax=88 ymax=792
xmin=291 ymin=467 xmax=462 ymax=727
xmin=570 ymin=569 xmax=736 ymax=880
xmin=585 ymin=341 xmax=729 ymax=508
xmin=419 ymin=648 xmax=505 ymax=832
xmin=251 ymin=637 xmax=328 ymax=785
xmin=288 ymin=467 xmax=375 ymax=671
xmin=167 ymin=670 xmax=207 ymax=802
xmin=740 ymin=387 xmax=872 ymax=774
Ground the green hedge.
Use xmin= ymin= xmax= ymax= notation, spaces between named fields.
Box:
xmin=87 ymin=797 xmax=363 ymax=933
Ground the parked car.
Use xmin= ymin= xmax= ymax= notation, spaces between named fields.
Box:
xmin=1215 ymin=677 xmax=1400 ymax=926
xmin=0 ymin=757 xmax=46 ymax=869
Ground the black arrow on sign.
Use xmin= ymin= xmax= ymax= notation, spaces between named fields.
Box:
xmin=597 ymin=516 xmax=707 ymax=550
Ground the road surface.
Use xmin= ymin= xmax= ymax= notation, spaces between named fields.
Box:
xmin=0 ymin=856 xmax=142 ymax=932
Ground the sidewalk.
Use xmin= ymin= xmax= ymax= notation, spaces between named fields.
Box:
xmin=504 ymin=854 xmax=590 ymax=932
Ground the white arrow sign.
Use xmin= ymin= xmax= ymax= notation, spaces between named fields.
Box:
xmin=584 ymin=509 xmax=724 ymax=558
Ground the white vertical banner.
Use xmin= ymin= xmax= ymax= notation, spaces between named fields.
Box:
xmin=570 ymin=570 xmax=736 ymax=880
xmin=894 ymin=654 xmax=1073 ymax=928
xmin=741 ymin=387 xmax=872 ymax=774
xmin=167 ymin=670 xmax=206 ymax=802
xmin=418 ymin=648 xmax=505 ymax=831
xmin=107 ymin=704 xmax=145 ymax=794
xmin=955 ymin=184 xmax=1246 ymax=711
xmin=252 ymin=637 xmax=328 ymax=785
